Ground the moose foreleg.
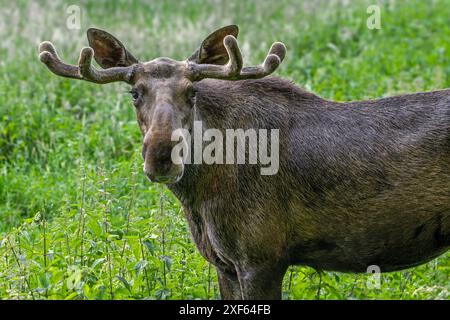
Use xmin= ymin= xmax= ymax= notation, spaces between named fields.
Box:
xmin=236 ymin=264 xmax=287 ymax=300
xmin=217 ymin=268 xmax=242 ymax=300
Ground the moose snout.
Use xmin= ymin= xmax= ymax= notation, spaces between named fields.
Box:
xmin=142 ymin=133 xmax=184 ymax=184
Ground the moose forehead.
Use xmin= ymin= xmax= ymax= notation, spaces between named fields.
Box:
xmin=136 ymin=58 xmax=187 ymax=80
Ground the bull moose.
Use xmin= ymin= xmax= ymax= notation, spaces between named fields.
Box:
xmin=39 ymin=25 xmax=449 ymax=299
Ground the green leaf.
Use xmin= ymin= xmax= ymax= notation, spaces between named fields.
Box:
xmin=116 ymin=276 xmax=132 ymax=294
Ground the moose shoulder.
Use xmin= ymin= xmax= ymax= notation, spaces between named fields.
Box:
xmin=39 ymin=25 xmax=450 ymax=299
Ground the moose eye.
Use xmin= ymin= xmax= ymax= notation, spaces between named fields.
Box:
xmin=129 ymin=90 xmax=139 ymax=102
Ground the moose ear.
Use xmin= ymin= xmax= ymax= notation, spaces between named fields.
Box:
xmin=188 ymin=25 xmax=239 ymax=65
xmin=87 ymin=28 xmax=139 ymax=69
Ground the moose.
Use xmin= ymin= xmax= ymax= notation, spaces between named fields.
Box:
xmin=39 ymin=26 xmax=449 ymax=299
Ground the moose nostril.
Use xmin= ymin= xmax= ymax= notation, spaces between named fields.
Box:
xmin=160 ymin=152 xmax=172 ymax=164
xmin=161 ymin=161 xmax=172 ymax=174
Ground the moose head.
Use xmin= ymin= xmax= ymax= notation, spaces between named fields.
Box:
xmin=39 ymin=26 xmax=286 ymax=184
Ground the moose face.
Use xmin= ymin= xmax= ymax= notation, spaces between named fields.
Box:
xmin=131 ymin=59 xmax=194 ymax=183
xmin=38 ymin=25 xmax=285 ymax=184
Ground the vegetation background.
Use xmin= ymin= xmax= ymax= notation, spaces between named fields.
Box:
xmin=0 ymin=0 xmax=449 ymax=300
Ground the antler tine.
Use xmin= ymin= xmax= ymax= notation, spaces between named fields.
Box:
xmin=39 ymin=41 xmax=82 ymax=80
xmin=77 ymin=47 xmax=136 ymax=84
xmin=188 ymin=35 xmax=243 ymax=80
xmin=39 ymin=41 xmax=135 ymax=84
xmin=239 ymin=42 xmax=286 ymax=79
xmin=189 ymin=37 xmax=286 ymax=81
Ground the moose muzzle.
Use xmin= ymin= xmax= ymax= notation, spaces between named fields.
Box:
xmin=142 ymin=107 xmax=184 ymax=184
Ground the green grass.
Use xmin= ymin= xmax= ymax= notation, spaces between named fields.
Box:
xmin=0 ymin=0 xmax=449 ymax=299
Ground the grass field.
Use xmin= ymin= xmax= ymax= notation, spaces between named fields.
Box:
xmin=0 ymin=0 xmax=449 ymax=299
